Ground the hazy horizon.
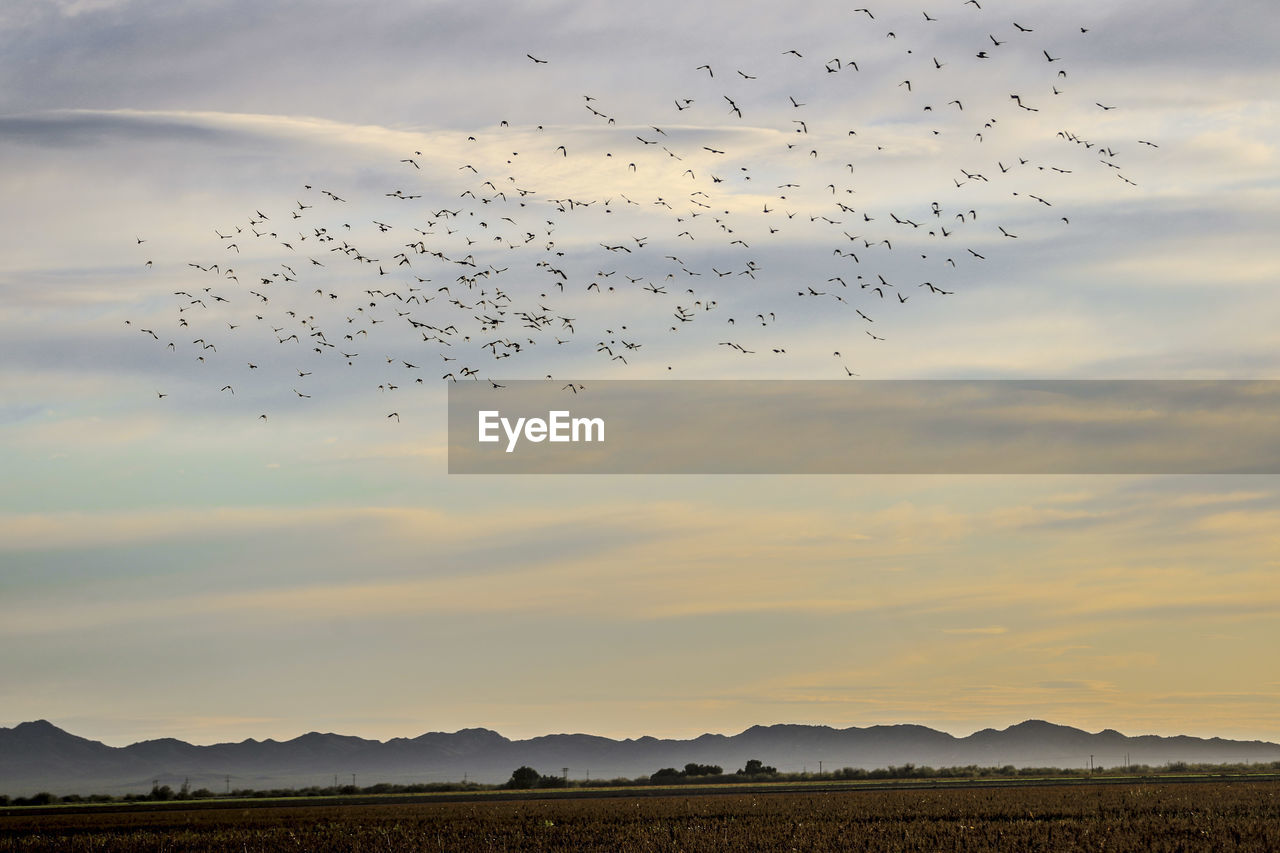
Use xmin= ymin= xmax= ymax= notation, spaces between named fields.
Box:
xmin=3 ymin=0 xmax=1279 ymax=751
xmin=9 ymin=716 xmax=1280 ymax=752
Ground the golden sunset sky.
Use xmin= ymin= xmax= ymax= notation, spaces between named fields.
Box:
xmin=2 ymin=0 xmax=1278 ymax=749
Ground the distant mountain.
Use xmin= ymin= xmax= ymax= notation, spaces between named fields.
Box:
xmin=3 ymin=718 xmax=1279 ymax=796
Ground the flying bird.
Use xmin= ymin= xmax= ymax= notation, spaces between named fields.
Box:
xmin=127 ymin=5 xmax=1142 ymax=396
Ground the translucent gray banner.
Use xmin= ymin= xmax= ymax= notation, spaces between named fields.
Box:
xmin=447 ymin=380 xmax=1280 ymax=474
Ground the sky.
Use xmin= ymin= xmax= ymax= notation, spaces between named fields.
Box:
xmin=2 ymin=0 xmax=1280 ymax=752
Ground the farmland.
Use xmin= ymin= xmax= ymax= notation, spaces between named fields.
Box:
xmin=2 ymin=780 xmax=1278 ymax=851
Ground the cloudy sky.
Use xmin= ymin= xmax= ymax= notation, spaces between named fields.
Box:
xmin=3 ymin=0 xmax=1280 ymax=753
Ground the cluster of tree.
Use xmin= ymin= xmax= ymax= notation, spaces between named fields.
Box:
xmin=650 ymin=763 xmax=724 ymax=781
xmin=740 ymin=759 xmax=779 ymax=776
xmin=649 ymin=759 xmax=778 ymax=784
xmin=505 ymin=766 xmax=578 ymax=789
xmin=143 ymin=783 xmax=212 ymax=801
xmin=225 ymin=781 xmax=486 ymax=798
xmin=1 ymin=792 xmax=62 ymax=806
xmin=0 ymin=780 xmax=489 ymax=807
xmin=823 ymin=761 xmax=1279 ymax=780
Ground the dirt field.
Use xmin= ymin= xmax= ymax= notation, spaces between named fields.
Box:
xmin=3 ymin=779 xmax=1278 ymax=851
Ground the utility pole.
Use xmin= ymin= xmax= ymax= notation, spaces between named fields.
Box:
xmin=819 ymin=760 xmax=823 ymax=774
xmin=1089 ymin=755 xmax=1094 ymax=774
xmin=563 ymin=767 xmax=569 ymax=784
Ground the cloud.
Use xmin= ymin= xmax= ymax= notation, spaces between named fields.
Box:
xmin=1192 ymin=508 xmax=1280 ymax=535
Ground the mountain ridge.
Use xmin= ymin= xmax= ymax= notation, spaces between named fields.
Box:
xmin=3 ymin=719 xmax=1278 ymax=796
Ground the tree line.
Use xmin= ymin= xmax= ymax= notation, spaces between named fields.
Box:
xmin=5 ymin=759 xmax=1280 ymax=805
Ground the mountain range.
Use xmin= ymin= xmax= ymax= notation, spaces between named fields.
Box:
xmin=3 ymin=719 xmax=1279 ymax=796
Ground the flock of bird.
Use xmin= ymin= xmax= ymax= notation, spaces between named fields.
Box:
xmin=130 ymin=2 xmax=1154 ymax=420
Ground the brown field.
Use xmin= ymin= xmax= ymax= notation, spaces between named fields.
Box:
xmin=2 ymin=780 xmax=1278 ymax=851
